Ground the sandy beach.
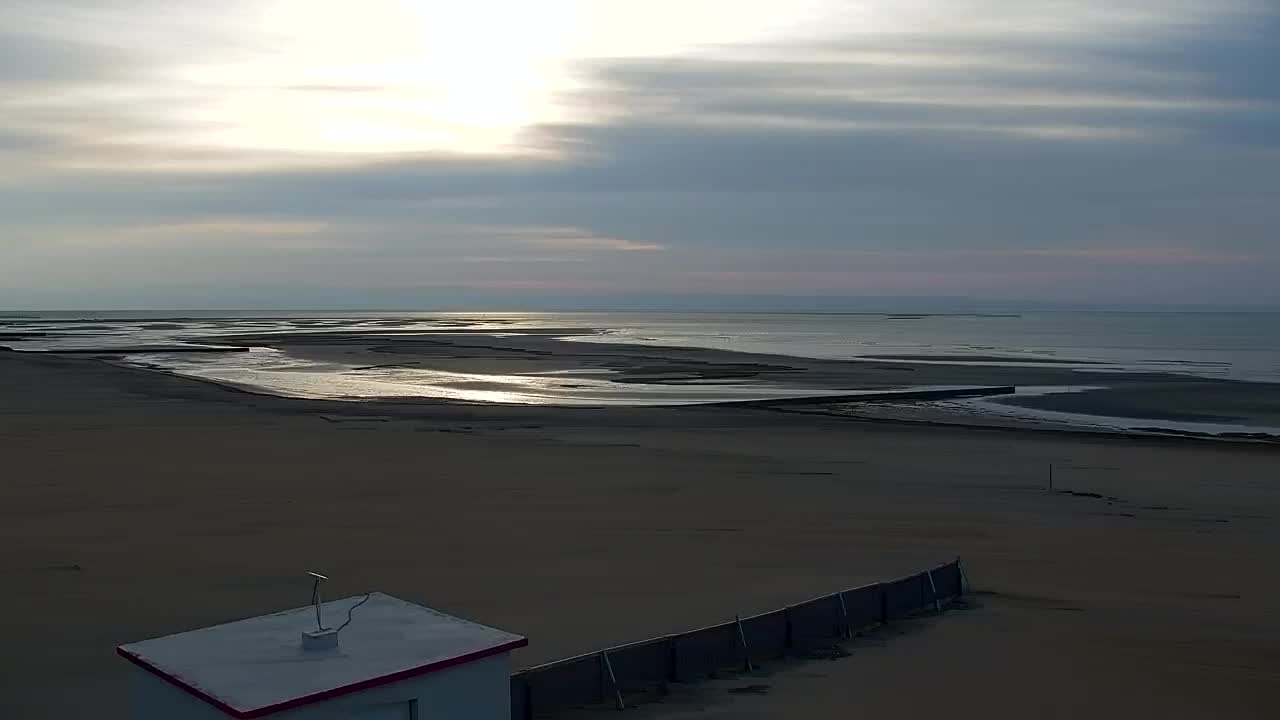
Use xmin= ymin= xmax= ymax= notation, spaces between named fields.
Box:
xmin=2 ymin=348 xmax=1278 ymax=718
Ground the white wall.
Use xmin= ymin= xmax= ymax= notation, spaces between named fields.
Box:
xmin=128 ymin=666 xmax=235 ymax=720
xmin=128 ymin=653 xmax=511 ymax=720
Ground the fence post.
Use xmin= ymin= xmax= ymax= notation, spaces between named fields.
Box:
xmin=666 ymin=636 xmax=678 ymax=685
xmin=837 ymin=592 xmax=851 ymax=639
xmin=784 ymin=606 xmax=794 ymax=651
xmin=735 ymin=615 xmax=754 ymax=672
xmin=926 ymin=570 xmax=941 ymax=612
xmin=599 ymin=650 xmax=625 ymax=710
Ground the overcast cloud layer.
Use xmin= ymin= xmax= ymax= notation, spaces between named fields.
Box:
xmin=2 ymin=1 xmax=1277 ymax=309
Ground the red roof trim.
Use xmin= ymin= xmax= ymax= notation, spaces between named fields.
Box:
xmin=117 ymin=637 xmax=528 ymax=719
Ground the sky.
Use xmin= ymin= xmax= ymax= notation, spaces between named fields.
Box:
xmin=2 ymin=0 xmax=1278 ymax=310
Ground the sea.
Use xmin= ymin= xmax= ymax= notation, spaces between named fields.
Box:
xmin=3 ymin=310 xmax=1279 ymax=409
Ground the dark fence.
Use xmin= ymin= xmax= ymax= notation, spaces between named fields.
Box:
xmin=510 ymin=559 xmax=965 ymax=719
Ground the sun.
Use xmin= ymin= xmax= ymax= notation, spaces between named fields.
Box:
xmin=167 ymin=0 xmax=578 ymax=155
xmin=160 ymin=0 xmax=847 ymax=158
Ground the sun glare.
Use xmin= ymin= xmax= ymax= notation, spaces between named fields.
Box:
xmin=162 ymin=0 xmax=842 ymax=157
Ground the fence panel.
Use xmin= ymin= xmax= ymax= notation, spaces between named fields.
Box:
xmin=739 ymin=608 xmax=789 ymax=662
xmin=605 ymin=637 xmax=671 ymax=694
xmin=521 ymin=655 xmax=602 ymax=714
xmin=883 ymin=572 xmax=928 ymax=619
xmin=509 ymin=675 xmax=529 ymax=720
xmin=788 ymin=593 xmax=844 ymax=644
xmin=929 ymin=561 xmax=962 ymax=600
xmin=670 ymin=621 xmax=739 ymax=683
xmin=840 ymin=584 xmax=883 ymax=631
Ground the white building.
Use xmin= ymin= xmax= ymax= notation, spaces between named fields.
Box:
xmin=117 ymin=592 xmax=527 ymax=720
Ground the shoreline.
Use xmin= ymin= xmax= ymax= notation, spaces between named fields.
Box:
xmin=6 ymin=314 xmax=1280 ymax=441
xmin=137 ymin=329 xmax=1280 ymax=441
xmin=9 ymin=348 xmax=1278 ymax=449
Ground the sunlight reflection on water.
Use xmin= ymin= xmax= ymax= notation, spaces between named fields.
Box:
xmin=8 ymin=310 xmax=1279 ymax=406
xmin=135 ymin=348 xmax=840 ymax=406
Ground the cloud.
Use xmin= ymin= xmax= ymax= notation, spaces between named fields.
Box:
xmin=1003 ymin=247 xmax=1268 ymax=265
xmin=564 ymin=19 xmax=1278 ymax=148
xmin=798 ymin=246 xmax=1270 ymax=266
xmin=0 ymin=33 xmax=124 ymax=88
xmin=677 ymin=270 xmax=1086 ymax=293
xmin=125 ymin=220 xmax=327 ymax=237
xmin=478 ymin=226 xmax=664 ymax=252
xmin=1 ymin=0 xmax=1278 ymax=308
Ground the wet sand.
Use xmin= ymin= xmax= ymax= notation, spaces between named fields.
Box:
xmin=993 ymin=382 xmax=1280 ymax=425
xmin=195 ymin=330 xmax=1280 ymax=430
xmin=1 ymin=350 xmax=1279 ymax=719
xmin=860 ymin=352 xmax=1103 ymax=364
xmin=8 ymin=319 xmax=1280 ymax=428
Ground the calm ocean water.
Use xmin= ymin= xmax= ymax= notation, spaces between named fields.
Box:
xmin=3 ymin=310 xmax=1279 ymax=405
xmin=564 ymin=311 xmax=1280 ymax=382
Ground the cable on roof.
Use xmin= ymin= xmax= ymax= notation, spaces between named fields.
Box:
xmin=336 ymin=593 xmax=372 ymax=634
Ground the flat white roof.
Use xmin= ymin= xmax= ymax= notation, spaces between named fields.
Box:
xmin=118 ymin=593 xmax=526 ymax=719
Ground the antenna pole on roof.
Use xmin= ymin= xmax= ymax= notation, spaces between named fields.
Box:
xmin=308 ymin=572 xmax=329 ymax=631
